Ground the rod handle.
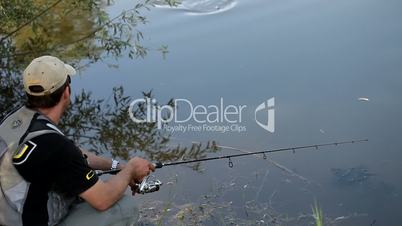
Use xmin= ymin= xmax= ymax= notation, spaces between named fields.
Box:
xmin=153 ymin=162 xmax=163 ymax=169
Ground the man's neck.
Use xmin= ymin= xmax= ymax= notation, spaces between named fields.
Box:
xmin=35 ymin=106 xmax=63 ymax=125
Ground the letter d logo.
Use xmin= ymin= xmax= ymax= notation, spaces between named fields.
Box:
xmin=255 ymin=98 xmax=275 ymax=133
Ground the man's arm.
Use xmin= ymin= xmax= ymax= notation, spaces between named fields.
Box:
xmin=79 ymin=157 xmax=155 ymax=211
xmin=81 ymin=149 xmax=123 ymax=171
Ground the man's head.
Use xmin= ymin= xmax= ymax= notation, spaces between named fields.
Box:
xmin=23 ymin=56 xmax=76 ymax=110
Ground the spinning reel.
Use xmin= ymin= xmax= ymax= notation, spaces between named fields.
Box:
xmin=137 ymin=176 xmax=162 ymax=194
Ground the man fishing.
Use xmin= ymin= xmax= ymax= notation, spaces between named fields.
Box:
xmin=0 ymin=55 xmax=155 ymax=226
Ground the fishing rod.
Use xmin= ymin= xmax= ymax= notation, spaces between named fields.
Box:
xmin=98 ymin=138 xmax=368 ymax=176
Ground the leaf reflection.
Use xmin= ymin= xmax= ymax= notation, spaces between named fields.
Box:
xmin=59 ymin=87 xmax=220 ymax=172
xmin=0 ymin=0 xmax=218 ymax=172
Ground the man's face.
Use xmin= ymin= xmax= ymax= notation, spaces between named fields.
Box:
xmin=65 ymin=90 xmax=71 ymax=109
xmin=63 ymin=76 xmax=72 ymax=111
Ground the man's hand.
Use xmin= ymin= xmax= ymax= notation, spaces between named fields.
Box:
xmin=127 ymin=157 xmax=155 ymax=183
xmin=80 ymin=157 xmax=155 ymax=210
xmin=115 ymin=157 xmax=155 ymax=196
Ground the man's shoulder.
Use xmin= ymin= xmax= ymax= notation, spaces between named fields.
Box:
xmin=32 ymin=132 xmax=71 ymax=144
xmin=30 ymin=133 xmax=77 ymax=154
xmin=12 ymin=133 xmax=76 ymax=167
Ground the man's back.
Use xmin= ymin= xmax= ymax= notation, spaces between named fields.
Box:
xmin=0 ymin=107 xmax=98 ymax=225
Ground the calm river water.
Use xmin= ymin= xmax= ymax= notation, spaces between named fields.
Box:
xmin=73 ymin=0 xmax=402 ymax=225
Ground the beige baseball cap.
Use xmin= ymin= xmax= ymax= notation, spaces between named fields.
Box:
xmin=23 ymin=56 xmax=76 ymax=96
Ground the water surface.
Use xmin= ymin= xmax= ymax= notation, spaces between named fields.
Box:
xmin=74 ymin=0 xmax=402 ymax=224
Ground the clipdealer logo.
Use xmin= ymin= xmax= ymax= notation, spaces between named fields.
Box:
xmin=129 ymin=97 xmax=275 ymax=133
xmin=254 ymin=98 xmax=275 ymax=133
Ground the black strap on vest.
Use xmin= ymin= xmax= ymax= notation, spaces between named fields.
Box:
xmin=18 ymin=113 xmax=58 ymax=145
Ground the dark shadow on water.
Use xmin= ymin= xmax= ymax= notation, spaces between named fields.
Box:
xmin=331 ymin=166 xmax=374 ymax=186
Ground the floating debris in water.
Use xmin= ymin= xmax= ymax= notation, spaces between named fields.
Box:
xmin=358 ymin=97 xmax=370 ymax=102
xmin=283 ymin=178 xmax=292 ymax=184
xmin=138 ymin=196 xmax=366 ymax=226
xmin=334 ymin=216 xmax=346 ymax=221
xmin=331 ymin=166 xmax=373 ymax=185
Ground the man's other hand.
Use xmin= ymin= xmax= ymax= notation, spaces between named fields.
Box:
xmin=127 ymin=157 xmax=155 ymax=183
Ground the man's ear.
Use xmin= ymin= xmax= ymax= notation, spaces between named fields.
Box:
xmin=62 ymin=85 xmax=70 ymax=100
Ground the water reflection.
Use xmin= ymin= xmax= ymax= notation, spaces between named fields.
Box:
xmin=60 ymin=87 xmax=219 ymax=170
xmin=1 ymin=0 xmax=170 ymax=119
xmin=153 ymin=0 xmax=236 ymax=15
xmin=1 ymin=0 xmax=101 ymax=117
xmin=0 ymin=0 xmax=219 ymax=170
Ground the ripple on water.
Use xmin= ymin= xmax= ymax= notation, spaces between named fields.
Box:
xmin=153 ymin=0 xmax=237 ymax=15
